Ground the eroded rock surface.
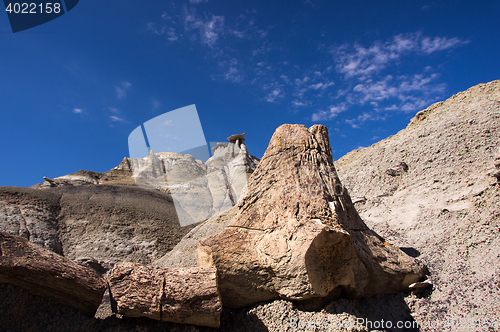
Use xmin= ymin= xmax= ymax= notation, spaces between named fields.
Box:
xmin=108 ymin=262 xmax=221 ymax=328
xmin=198 ymin=124 xmax=426 ymax=308
xmin=0 ymin=187 xmax=62 ymax=254
xmin=334 ymin=80 xmax=500 ymax=325
xmin=0 ymin=232 xmax=106 ymax=315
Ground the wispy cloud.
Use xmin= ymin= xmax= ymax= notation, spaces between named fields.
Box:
xmin=184 ymin=10 xmax=225 ymax=47
xmin=421 ymin=36 xmax=468 ymax=54
xmin=333 ymin=33 xmax=468 ymax=81
xmin=147 ymin=5 xmax=468 ymax=125
xmin=110 ymin=115 xmax=125 ymax=122
xmin=345 ymin=112 xmax=385 ymax=128
xmin=115 ymin=81 xmax=131 ymax=100
xmin=324 ymin=33 xmax=468 ymax=123
xmin=73 ymin=108 xmax=83 ymax=114
xmin=312 ymin=104 xmax=347 ymax=121
xmin=152 ymin=99 xmax=160 ymax=109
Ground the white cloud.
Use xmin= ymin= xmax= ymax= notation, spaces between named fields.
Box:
xmin=345 ymin=73 xmax=444 ymax=112
xmin=147 ymin=5 xmax=467 ymax=119
xmin=115 ymin=87 xmax=126 ymax=99
xmin=292 ymin=100 xmax=310 ymax=107
xmin=421 ymin=36 xmax=468 ymax=54
xmin=265 ymin=88 xmax=283 ymax=103
xmin=345 ymin=112 xmax=385 ymax=128
xmin=333 ymin=33 xmax=468 ymax=80
xmin=309 ymin=81 xmax=334 ymax=90
xmin=190 ymin=0 xmax=208 ymax=3
xmin=311 ymin=104 xmax=347 ymax=121
xmin=224 ymin=67 xmax=243 ymax=83
xmin=152 ymin=100 xmax=160 ymax=109
xmin=115 ymin=82 xmax=131 ymax=100
xmin=110 ymin=115 xmax=125 ymax=122
xmin=184 ymin=11 xmax=224 ymax=47
xmin=146 ymin=23 xmax=179 ymax=41
xmin=230 ymin=29 xmax=245 ymax=38
xmin=321 ymin=33 xmax=468 ymax=123
xmin=73 ymin=108 xmax=83 ymax=114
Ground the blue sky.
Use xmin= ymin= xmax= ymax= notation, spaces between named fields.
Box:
xmin=1 ymin=0 xmax=499 ymax=187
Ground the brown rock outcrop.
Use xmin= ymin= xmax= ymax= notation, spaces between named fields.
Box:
xmin=108 ymin=262 xmax=221 ymax=328
xmin=198 ymin=124 xmax=426 ymax=308
xmin=0 ymin=232 xmax=106 ymax=315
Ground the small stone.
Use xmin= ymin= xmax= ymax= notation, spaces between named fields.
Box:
xmin=386 ymin=168 xmax=400 ymax=176
xmin=490 ymin=169 xmax=500 ymax=178
xmin=408 ymin=279 xmax=433 ymax=293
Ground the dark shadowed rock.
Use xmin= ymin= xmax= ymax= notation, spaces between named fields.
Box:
xmin=198 ymin=124 xmax=427 ymax=308
xmin=0 ymin=232 xmax=106 ymax=315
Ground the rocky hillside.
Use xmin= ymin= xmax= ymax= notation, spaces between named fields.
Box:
xmin=334 ymin=80 xmax=500 ymax=329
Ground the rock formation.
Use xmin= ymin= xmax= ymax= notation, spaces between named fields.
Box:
xmin=33 ymin=133 xmax=260 ymax=228
xmin=108 ymin=262 xmax=221 ymax=328
xmin=0 ymin=185 xmax=196 ymax=269
xmin=0 ymin=187 xmax=62 ymax=254
xmin=198 ymin=124 xmax=427 ymax=308
xmin=334 ymin=80 xmax=500 ymax=325
xmin=2 ymin=81 xmax=500 ymax=331
xmin=153 ymin=206 xmax=239 ymax=268
xmin=0 ymin=232 xmax=106 ymax=315
xmin=129 ymin=133 xmax=259 ymax=226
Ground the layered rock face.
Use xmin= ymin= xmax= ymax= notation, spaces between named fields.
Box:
xmin=0 ymin=185 xmax=195 ymax=269
xmin=130 ymin=133 xmax=259 ymax=226
xmin=34 ymin=133 xmax=259 ymax=228
xmin=198 ymin=124 xmax=426 ymax=308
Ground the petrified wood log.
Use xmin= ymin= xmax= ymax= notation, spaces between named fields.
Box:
xmin=0 ymin=232 xmax=106 ymax=315
xmin=198 ymin=124 xmax=427 ymax=309
xmin=108 ymin=262 xmax=221 ymax=328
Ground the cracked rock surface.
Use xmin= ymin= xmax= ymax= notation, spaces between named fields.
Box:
xmin=198 ymin=124 xmax=426 ymax=308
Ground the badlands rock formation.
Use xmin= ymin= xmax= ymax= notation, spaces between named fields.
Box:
xmin=1 ymin=133 xmax=259 ymax=268
xmin=334 ymin=79 xmax=500 ymax=327
xmin=129 ymin=133 xmax=259 ymax=226
xmin=0 ymin=187 xmax=62 ymax=254
xmin=0 ymin=185 xmax=194 ymax=269
xmin=198 ymin=124 xmax=427 ymax=308
xmin=34 ymin=133 xmax=259 ymax=227
xmin=1 ymin=81 xmax=500 ymax=331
